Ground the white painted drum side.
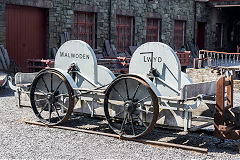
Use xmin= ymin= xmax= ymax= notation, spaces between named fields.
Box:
xmin=55 ymin=40 xmax=98 ymax=84
xmin=129 ymin=73 xmax=161 ymax=97
xmin=97 ymin=65 xmax=115 ymax=86
xmin=129 ymin=42 xmax=182 ymax=97
xmin=181 ymin=72 xmax=192 ymax=88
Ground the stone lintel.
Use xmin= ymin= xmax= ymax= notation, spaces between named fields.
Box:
xmin=196 ymin=17 xmax=207 ymax=22
xmin=174 ymin=15 xmax=188 ymax=21
xmin=116 ymin=7 xmax=136 ymax=17
xmin=5 ymin=0 xmax=53 ymax=8
xmin=147 ymin=12 xmax=162 ymax=19
xmin=72 ymin=4 xmax=100 ymax=13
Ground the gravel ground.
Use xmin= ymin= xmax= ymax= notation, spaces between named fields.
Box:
xmin=0 ymin=87 xmax=240 ymax=159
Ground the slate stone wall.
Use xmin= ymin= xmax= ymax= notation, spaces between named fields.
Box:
xmin=0 ymin=0 xmax=213 ymax=58
xmin=0 ymin=1 xmax=6 ymax=46
xmin=186 ymin=68 xmax=221 ymax=83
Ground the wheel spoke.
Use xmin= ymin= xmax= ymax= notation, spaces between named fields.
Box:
xmin=41 ymin=77 xmax=49 ymax=92
xmin=135 ymin=95 xmax=151 ymax=104
xmin=37 ymin=103 xmax=48 ymax=116
xmin=124 ymin=79 xmax=129 ymax=100
xmin=132 ymin=82 xmax=141 ymax=100
xmin=107 ymin=99 xmax=125 ymax=106
xmin=55 ymin=93 xmax=69 ymax=98
xmin=52 ymin=103 xmax=61 ymax=121
xmin=130 ymin=115 xmax=136 ymax=135
xmin=113 ymin=86 xmax=126 ymax=102
xmin=120 ymin=113 xmax=128 ymax=133
xmin=114 ymin=110 xmax=125 ymax=118
xmin=54 ymin=80 xmax=63 ymax=94
xmin=137 ymin=115 xmax=148 ymax=128
xmin=36 ymin=88 xmax=47 ymax=96
xmin=51 ymin=73 xmax=53 ymax=92
xmin=56 ymin=102 xmax=68 ymax=110
xmin=35 ymin=98 xmax=47 ymax=102
xmin=49 ymin=104 xmax=52 ymax=123
xmin=109 ymin=110 xmax=125 ymax=119
xmin=136 ymin=108 xmax=154 ymax=114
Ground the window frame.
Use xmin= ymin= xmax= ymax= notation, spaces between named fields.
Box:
xmin=174 ymin=20 xmax=186 ymax=50
xmin=146 ymin=18 xmax=161 ymax=42
xmin=73 ymin=11 xmax=95 ymax=48
xmin=116 ymin=15 xmax=133 ymax=52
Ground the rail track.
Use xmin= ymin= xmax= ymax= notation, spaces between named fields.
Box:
xmin=25 ymin=120 xmax=208 ymax=153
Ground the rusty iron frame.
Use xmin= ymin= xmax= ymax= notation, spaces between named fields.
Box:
xmin=214 ymin=76 xmax=240 ymax=140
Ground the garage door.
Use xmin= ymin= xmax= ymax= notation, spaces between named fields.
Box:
xmin=6 ymin=4 xmax=46 ymax=72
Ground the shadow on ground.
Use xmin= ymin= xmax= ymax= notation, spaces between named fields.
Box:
xmin=46 ymin=114 xmax=240 ymax=154
xmin=0 ymin=87 xmax=14 ymax=97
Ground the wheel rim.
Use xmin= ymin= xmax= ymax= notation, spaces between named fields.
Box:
xmin=104 ymin=76 xmax=159 ymax=138
xmin=30 ymin=70 xmax=74 ymax=125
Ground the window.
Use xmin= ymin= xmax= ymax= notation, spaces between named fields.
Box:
xmin=216 ymin=23 xmax=223 ymax=48
xmin=73 ymin=11 xmax=95 ymax=48
xmin=146 ymin=18 xmax=160 ymax=42
xmin=116 ymin=15 xmax=132 ymax=52
xmin=174 ymin=20 xmax=185 ymax=50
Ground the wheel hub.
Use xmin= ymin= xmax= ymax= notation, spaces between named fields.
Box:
xmin=124 ymin=101 xmax=136 ymax=114
xmin=47 ymin=93 xmax=55 ymax=104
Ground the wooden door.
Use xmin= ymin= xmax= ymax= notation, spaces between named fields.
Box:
xmin=197 ymin=22 xmax=206 ymax=50
xmin=6 ymin=4 xmax=46 ymax=72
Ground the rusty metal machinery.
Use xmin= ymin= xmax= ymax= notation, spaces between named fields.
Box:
xmin=214 ymin=76 xmax=240 ymax=140
xmin=7 ymin=40 xmax=238 ymax=142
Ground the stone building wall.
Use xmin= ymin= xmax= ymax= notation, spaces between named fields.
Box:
xmin=105 ymin=0 xmax=209 ymax=49
xmin=0 ymin=1 xmax=6 ymax=46
xmin=186 ymin=68 xmax=221 ymax=83
xmin=47 ymin=0 xmax=111 ymax=51
xmin=196 ymin=2 xmax=214 ymax=50
xmin=0 ymin=0 xmax=213 ymax=58
xmin=186 ymin=68 xmax=240 ymax=90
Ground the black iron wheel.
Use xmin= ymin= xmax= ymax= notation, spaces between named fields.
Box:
xmin=30 ymin=69 xmax=74 ymax=125
xmin=104 ymin=75 xmax=159 ymax=138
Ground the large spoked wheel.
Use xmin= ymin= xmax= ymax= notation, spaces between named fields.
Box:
xmin=30 ymin=69 xmax=74 ymax=125
xmin=104 ymin=76 xmax=159 ymax=138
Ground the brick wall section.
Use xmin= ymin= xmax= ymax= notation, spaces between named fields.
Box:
xmin=0 ymin=0 xmax=214 ymax=57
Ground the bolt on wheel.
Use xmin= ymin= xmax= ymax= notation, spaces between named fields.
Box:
xmin=104 ymin=76 xmax=159 ymax=138
xmin=30 ymin=69 xmax=74 ymax=125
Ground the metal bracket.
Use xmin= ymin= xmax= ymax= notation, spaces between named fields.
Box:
xmin=7 ymin=76 xmax=19 ymax=91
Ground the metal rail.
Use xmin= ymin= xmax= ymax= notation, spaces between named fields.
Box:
xmin=198 ymin=50 xmax=240 ymax=68
xmin=25 ymin=120 xmax=208 ymax=153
